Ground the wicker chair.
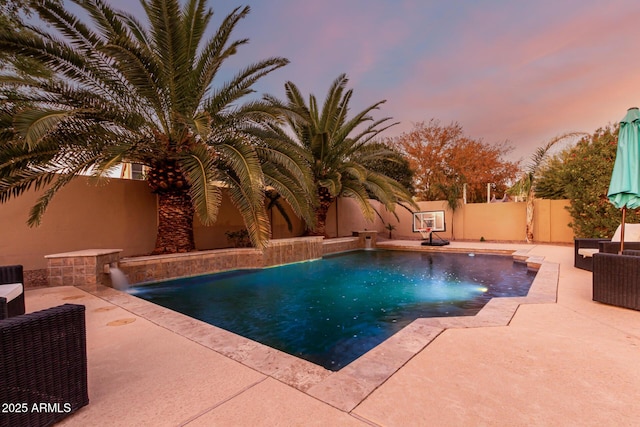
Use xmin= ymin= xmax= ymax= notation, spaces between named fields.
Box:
xmin=592 ymin=251 xmax=640 ymax=311
xmin=0 ymin=304 xmax=89 ymax=427
xmin=0 ymin=265 xmax=25 ymax=319
xmin=574 ymin=224 xmax=640 ymax=271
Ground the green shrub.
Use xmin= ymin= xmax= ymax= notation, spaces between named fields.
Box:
xmin=562 ymin=126 xmax=640 ymax=237
xmin=225 ymin=229 xmax=252 ymax=248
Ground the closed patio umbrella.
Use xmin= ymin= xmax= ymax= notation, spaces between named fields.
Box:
xmin=607 ymin=107 xmax=640 ymax=252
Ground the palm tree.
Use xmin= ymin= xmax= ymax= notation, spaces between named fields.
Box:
xmin=0 ymin=0 xmax=313 ymax=253
xmin=437 ymin=182 xmax=461 ymax=240
xmin=264 ymin=74 xmax=417 ymax=236
xmin=510 ymin=132 xmax=586 ymax=242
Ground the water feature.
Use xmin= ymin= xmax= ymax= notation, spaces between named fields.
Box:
xmin=108 ymin=267 xmax=130 ymax=291
xmin=364 ymin=236 xmax=373 ymax=250
xmin=129 ymin=250 xmax=535 ymax=370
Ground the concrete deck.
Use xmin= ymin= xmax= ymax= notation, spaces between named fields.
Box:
xmin=24 ymin=242 xmax=640 ymax=426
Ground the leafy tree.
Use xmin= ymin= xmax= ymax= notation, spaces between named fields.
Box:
xmin=532 ymin=125 xmax=640 ymax=237
xmin=264 ymin=74 xmax=417 ymax=236
xmin=0 ymin=0 xmax=314 ymax=253
xmin=392 ymin=120 xmax=519 ymax=203
xmin=509 ymin=132 xmax=585 ymax=242
xmin=563 ymin=126 xmax=640 ymax=237
xmin=532 ymin=154 xmax=571 ymax=200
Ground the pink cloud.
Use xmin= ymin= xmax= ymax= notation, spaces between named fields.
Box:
xmin=387 ymin=1 xmax=640 ymax=159
xmin=121 ymin=0 xmax=639 ymax=161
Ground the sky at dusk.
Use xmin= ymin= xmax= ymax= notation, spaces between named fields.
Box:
xmin=98 ymin=0 xmax=640 ymax=161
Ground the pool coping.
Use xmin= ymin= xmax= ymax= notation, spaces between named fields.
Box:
xmin=82 ymin=245 xmax=559 ymax=413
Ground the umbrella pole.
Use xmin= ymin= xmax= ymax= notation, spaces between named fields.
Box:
xmin=620 ymin=207 xmax=627 ymax=254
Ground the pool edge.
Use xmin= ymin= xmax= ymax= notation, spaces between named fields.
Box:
xmin=81 ymin=247 xmax=559 ymax=413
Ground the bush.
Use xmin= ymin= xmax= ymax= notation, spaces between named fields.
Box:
xmin=562 ymin=126 xmax=640 ymax=237
xmin=225 ymin=229 xmax=252 ymax=248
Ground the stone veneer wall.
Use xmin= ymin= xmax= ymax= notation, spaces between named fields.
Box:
xmin=322 ymin=231 xmax=377 ymax=255
xmin=261 ymin=237 xmax=324 ymax=267
xmin=119 ymin=248 xmax=263 ymax=284
xmin=120 ymin=236 xmax=326 ymax=285
xmin=45 ymin=249 xmax=122 ymax=290
xmin=322 ymin=237 xmax=361 ymax=255
xmin=45 ymin=236 xmax=368 ymax=289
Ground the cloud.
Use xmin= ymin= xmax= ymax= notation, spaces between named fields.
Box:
xmin=96 ymin=0 xmax=640 ymax=161
xmin=384 ymin=0 xmax=640 ymax=159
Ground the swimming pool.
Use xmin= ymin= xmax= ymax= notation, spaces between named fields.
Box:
xmin=129 ymin=250 xmax=535 ymax=370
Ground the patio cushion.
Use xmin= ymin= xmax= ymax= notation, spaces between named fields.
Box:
xmin=578 ymin=248 xmax=599 ymax=258
xmin=0 ymin=283 xmax=22 ymax=302
xmin=610 ymin=223 xmax=640 ymax=242
xmin=576 ymin=224 xmax=640 ymax=260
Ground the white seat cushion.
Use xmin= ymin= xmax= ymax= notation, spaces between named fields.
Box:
xmin=610 ymin=223 xmax=640 ymax=242
xmin=0 ymin=283 xmax=23 ymax=302
xmin=578 ymin=248 xmax=599 ymax=258
xmin=579 ymin=224 xmax=640 ymax=259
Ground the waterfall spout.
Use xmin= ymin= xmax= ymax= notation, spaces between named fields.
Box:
xmin=108 ymin=267 xmax=129 ymax=290
xmin=364 ymin=236 xmax=373 ymax=250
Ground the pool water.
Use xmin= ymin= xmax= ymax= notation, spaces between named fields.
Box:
xmin=129 ymin=250 xmax=535 ymax=370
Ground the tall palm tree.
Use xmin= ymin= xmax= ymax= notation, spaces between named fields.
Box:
xmin=0 ymin=0 xmax=313 ymax=253
xmin=264 ymin=74 xmax=417 ymax=236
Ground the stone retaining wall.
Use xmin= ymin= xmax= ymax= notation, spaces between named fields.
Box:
xmin=262 ymin=237 xmax=324 ymax=267
xmin=45 ymin=249 xmax=122 ymax=290
xmin=119 ymin=236 xmax=327 ymax=285
xmin=120 ymin=248 xmax=263 ymax=285
xmin=322 ymin=231 xmax=377 ymax=255
xmin=322 ymin=237 xmax=361 ymax=255
xmin=45 ymin=235 xmax=371 ymax=289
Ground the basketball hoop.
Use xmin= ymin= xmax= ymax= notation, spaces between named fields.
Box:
xmin=417 ymin=228 xmax=432 ymax=239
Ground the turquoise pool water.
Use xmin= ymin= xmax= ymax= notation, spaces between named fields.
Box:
xmin=129 ymin=250 xmax=535 ymax=370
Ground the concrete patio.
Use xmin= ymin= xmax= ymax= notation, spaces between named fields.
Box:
xmin=24 ymin=242 xmax=640 ymax=426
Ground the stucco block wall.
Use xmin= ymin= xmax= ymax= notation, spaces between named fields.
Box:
xmin=462 ymin=202 xmax=527 ymax=241
xmin=194 ymin=193 xmax=305 ymax=249
xmin=1 ymin=177 xmax=157 ymax=270
xmin=1 ymin=176 xmax=574 ymax=272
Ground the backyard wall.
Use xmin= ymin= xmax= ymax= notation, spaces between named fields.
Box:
xmin=1 ymin=177 xmax=157 ymax=270
xmin=1 ymin=176 xmax=574 ymax=272
xmin=334 ymin=198 xmax=574 ymax=244
xmin=1 ymin=176 xmax=304 ymax=271
xmin=193 ymin=192 xmax=305 ymax=249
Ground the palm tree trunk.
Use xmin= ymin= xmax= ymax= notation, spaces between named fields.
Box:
xmin=153 ymin=189 xmax=195 ymax=254
xmin=525 ymin=191 xmax=534 ymax=243
xmin=307 ymin=187 xmax=333 ymax=237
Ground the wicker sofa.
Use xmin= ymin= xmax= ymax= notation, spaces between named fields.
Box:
xmin=0 ymin=304 xmax=89 ymax=427
xmin=574 ymin=224 xmax=640 ymax=271
xmin=0 ymin=265 xmax=26 ymax=319
xmin=592 ymin=250 xmax=640 ymax=311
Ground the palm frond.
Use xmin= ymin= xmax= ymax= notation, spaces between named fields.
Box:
xmin=179 ymin=145 xmax=222 ymax=225
xmin=215 ymin=137 xmax=264 ymax=205
xmin=224 ymin=176 xmax=270 ymax=249
xmin=193 ymin=6 xmax=248 ymax=101
xmin=319 ymin=73 xmax=348 ymax=132
xmin=262 ymin=164 xmax=315 ymax=228
xmin=12 ymin=109 xmax=70 ymax=149
xmin=204 ymin=57 xmax=289 ymax=118
xmin=341 ymin=181 xmax=375 ymax=221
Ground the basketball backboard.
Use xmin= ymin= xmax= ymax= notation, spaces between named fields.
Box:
xmin=413 ymin=210 xmax=446 ymax=232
